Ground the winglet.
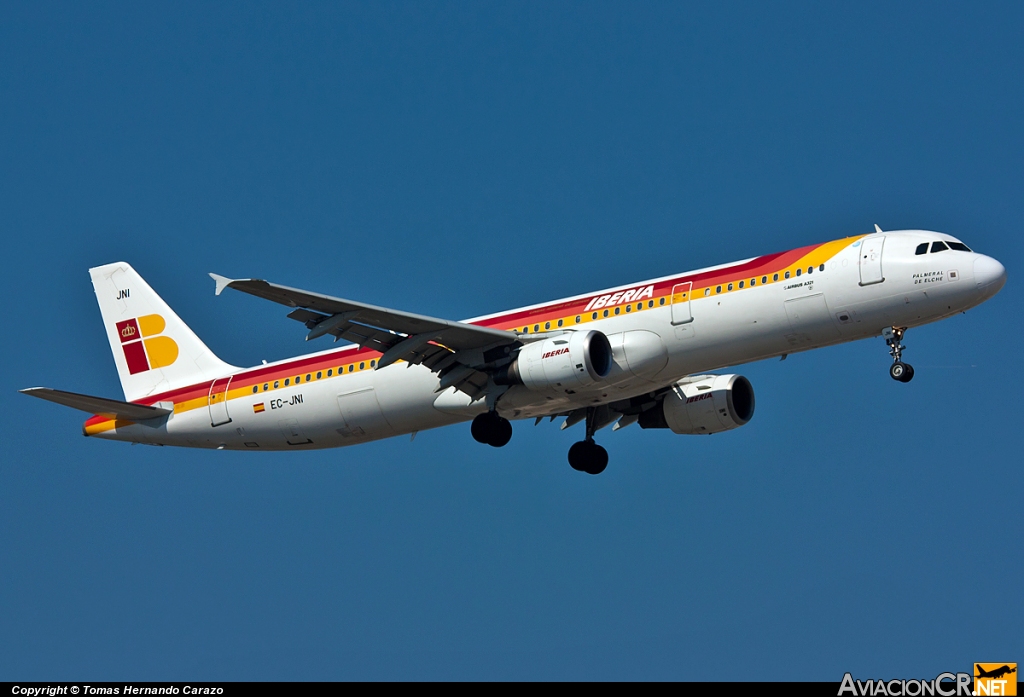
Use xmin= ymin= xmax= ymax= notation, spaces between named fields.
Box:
xmin=209 ymin=273 xmax=235 ymax=296
xmin=874 ymin=224 xmax=883 ymax=234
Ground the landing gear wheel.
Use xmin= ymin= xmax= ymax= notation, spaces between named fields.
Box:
xmin=489 ymin=417 xmax=513 ymax=447
xmin=471 ymin=413 xmax=493 ymax=444
xmin=883 ymin=327 xmax=915 ymax=384
xmin=471 ymin=412 xmax=513 ymax=447
xmin=567 ymin=440 xmax=608 ymax=475
xmin=585 ymin=444 xmax=608 ymax=475
xmin=568 ymin=441 xmax=589 ymax=471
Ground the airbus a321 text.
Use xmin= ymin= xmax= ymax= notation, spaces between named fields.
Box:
xmin=22 ymin=227 xmax=1006 ymax=474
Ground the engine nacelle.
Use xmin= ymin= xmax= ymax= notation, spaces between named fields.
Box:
xmin=639 ymin=374 xmax=755 ymax=435
xmin=497 ymin=330 xmax=613 ymax=393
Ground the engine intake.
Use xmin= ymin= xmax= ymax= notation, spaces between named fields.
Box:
xmin=496 ymin=330 xmax=612 ymax=393
xmin=639 ymin=374 xmax=755 ymax=434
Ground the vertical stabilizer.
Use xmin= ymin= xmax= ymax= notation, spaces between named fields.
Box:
xmin=90 ymin=262 xmax=238 ymax=402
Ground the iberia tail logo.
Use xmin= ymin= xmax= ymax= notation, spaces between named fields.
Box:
xmin=115 ymin=315 xmax=178 ymax=374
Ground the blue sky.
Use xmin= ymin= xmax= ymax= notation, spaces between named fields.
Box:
xmin=1 ymin=1 xmax=1021 ymax=680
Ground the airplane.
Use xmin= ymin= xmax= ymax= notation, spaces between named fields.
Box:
xmin=976 ymin=665 xmax=1017 ymax=680
xmin=21 ymin=226 xmax=1006 ymax=475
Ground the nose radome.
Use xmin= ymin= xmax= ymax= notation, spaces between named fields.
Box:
xmin=973 ymin=255 xmax=1007 ymax=292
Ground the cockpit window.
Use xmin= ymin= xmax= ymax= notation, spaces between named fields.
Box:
xmin=915 ymin=243 xmax=929 ymax=255
xmin=948 ymin=242 xmax=972 ymax=252
xmin=931 ymin=241 xmax=949 ymax=253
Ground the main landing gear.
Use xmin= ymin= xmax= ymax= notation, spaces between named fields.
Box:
xmin=471 ymin=411 xmax=513 ymax=448
xmin=568 ymin=408 xmax=609 ymax=475
xmin=883 ymin=326 xmax=915 ymax=383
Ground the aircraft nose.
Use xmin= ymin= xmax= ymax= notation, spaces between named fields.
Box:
xmin=973 ymin=255 xmax=1006 ymax=294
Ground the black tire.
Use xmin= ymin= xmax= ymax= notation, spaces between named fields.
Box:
xmin=889 ymin=362 xmax=907 ymax=381
xmin=568 ymin=441 xmax=589 ymax=471
xmin=471 ymin=413 xmax=494 ymax=444
xmin=489 ymin=417 xmax=513 ymax=447
xmin=899 ymin=364 xmax=915 ymax=383
xmin=584 ymin=444 xmax=609 ymax=475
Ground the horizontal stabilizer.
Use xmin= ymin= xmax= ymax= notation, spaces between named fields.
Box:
xmin=20 ymin=387 xmax=172 ymax=421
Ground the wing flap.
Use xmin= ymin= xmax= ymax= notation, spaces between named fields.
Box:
xmin=211 ymin=274 xmax=521 ymax=400
xmin=212 ymin=275 xmax=515 ymax=351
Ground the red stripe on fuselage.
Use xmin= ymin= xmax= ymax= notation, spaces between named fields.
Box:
xmin=119 ymin=241 xmax=834 ymax=410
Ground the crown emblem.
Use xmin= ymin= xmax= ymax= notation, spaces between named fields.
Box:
xmin=121 ymin=324 xmax=137 ymax=338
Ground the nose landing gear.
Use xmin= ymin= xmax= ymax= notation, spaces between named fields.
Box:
xmin=567 ymin=407 xmax=609 ymax=475
xmin=883 ymin=326 xmax=915 ymax=383
xmin=471 ymin=411 xmax=513 ymax=447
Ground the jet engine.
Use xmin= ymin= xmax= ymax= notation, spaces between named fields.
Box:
xmin=639 ymin=374 xmax=755 ymax=434
xmin=496 ymin=330 xmax=613 ymax=393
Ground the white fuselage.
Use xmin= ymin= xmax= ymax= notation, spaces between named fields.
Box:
xmin=91 ymin=230 xmax=1005 ymax=450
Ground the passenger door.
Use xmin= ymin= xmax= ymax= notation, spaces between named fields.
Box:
xmin=670 ymin=282 xmax=693 ymax=325
xmin=208 ymin=376 xmax=232 ymax=427
xmin=859 ymin=235 xmax=886 ymax=286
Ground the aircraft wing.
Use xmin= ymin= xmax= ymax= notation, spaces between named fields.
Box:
xmin=211 ymin=274 xmax=519 ymax=398
xmin=21 ymin=387 xmax=172 ymax=420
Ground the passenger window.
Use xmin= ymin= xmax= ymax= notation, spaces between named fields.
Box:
xmin=625 ymin=304 xmax=631 ymax=312
xmin=648 ymin=300 xmax=654 ymax=307
xmin=558 ymin=319 xmax=564 ymax=327
xmin=370 ymin=360 xmax=375 ymax=368
xmin=614 ymin=307 xmax=620 ymax=315
xmin=773 ymin=273 xmax=779 ymax=281
xmin=948 ymin=242 xmax=972 ymax=252
xmin=316 ymin=372 xmax=322 ymax=379
xmin=327 ymin=369 xmax=332 ymax=377
xmin=349 ymin=365 xmax=354 ymax=373
xmin=544 ymin=322 xmax=550 ymax=330
xmin=796 ymin=269 xmax=801 ymax=277
xmin=807 ymin=266 xmax=813 ymax=274
xmin=716 ymin=285 xmax=722 ymax=294
xmin=534 ymin=324 xmax=539 ymax=332
xmin=704 ymin=288 xmax=710 ymax=296
xmin=819 ymin=264 xmax=825 ymax=272
xmin=359 ymin=362 xmax=365 ymax=370
xmin=738 ymin=281 xmax=744 ymax=289
xmin=284 ymin=378 xmax=290 ymax=386
xmin=592 ymin=312 xmax=598 ymax=320
xmin=603 ymin=310 xmax=609 ymax=317
xmin=575 ymin=315 xmax=581 ymax=323
xmin=750 ymin=278 xmax=755 ymax=286
xmin=915 ymin=243 xmax=929 ymax=255
xmin=274 ymin=381 xmax=279 ymax=388
xmin=785 ymin=271 xmax=790 ymax=279
xmin=306 ymin=374 xmax=311 ymax=381
xmin=659 ymin=298 xmax=665 ymax=305
xmin=296 ymin=376 xmax=301 ymax=384
xmin=252 ymin=386 xmax=258 ymax=394
xmin=263 ymin=383 xmax=269 ymax=391
xmin=762 ymin=276 xmax=768 ymax=284
xmin=931 ymin=241 xmax=949 ymax=253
